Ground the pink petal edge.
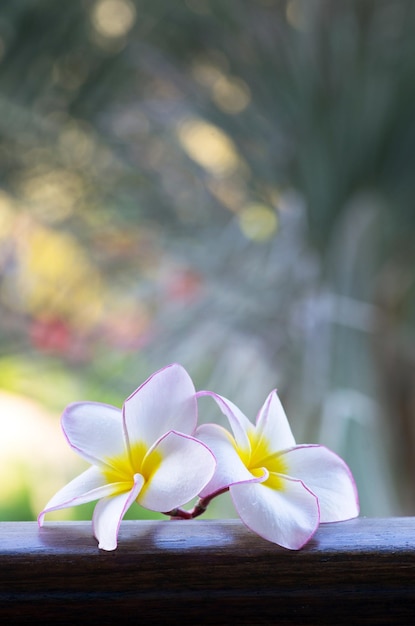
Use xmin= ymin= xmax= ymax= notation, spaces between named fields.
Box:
xmin=37 ymin=467 xmax=115 ymax=526
xmin=196 ymin=390 xmax=252 ymax=453
xmin=92 ymin=473 xmax=144 ymax=551
xmin=123 ymin=363 xmax=198 ymax=448
xmin=280 ymin=443 xmax=360 ymax=522
xmin=138 ymin=429 xmax=216 ymax=511
xmin=61 ymin=401 xmax=125 ymax=468
xmin=254 ymin=390 xmax=296 ymax=451
xmin=196 ymin=422 xmax=261 ymax=498
xmin=230 ymin=475 xmax=321 ymax=550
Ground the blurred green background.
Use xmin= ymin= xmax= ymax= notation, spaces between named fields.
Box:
xmin=1 ymin=0 xmax=415 ymax=523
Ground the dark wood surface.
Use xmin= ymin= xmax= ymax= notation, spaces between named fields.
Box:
xmin=1 ymin=517 xmax=415 ymax=624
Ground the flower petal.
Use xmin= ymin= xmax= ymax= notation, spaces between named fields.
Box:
xmin=62 ymin=402 xmax=126 ymax=468
xmin=123 ymin=364 xmax=197 ymax=449
xmin=230 ymin=476 xmax=320 ymax=549
xmin=38 ymin=466 xmax=115 ymax=525
xmin=196 ymin=391 xmax=252 ymax=454
xmin=93 ymin=473 xmax=144 ymax=550
xmin=138 ymin=431 xmax=216 ymax=512
xmin=196 ymin=423 xmax=257 ymax=498
xmin=255 ymin=390 xmax=296 ymax=451
xmin=281 ymin=444 xmax=360 ymax=522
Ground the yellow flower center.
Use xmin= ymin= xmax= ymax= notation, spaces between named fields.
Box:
xmin=102 ymin=441 xmax=162 ymax=497
xmin=238 ymin=429 xmax=288 ymax=491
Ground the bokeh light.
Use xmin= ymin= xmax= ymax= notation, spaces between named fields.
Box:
xmin=91 ymin=0 xmax=136 ymax=39
xmin=238 ymin=203 xmax=278 ymax=241
xmin=1 ymin=0 xmax=415 ymax=524
xmin=177 ymin=117 xmax=243 ymax=176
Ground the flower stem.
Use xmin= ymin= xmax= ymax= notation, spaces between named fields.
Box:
xmin=163 ymin=487 xmax=229 ymax=520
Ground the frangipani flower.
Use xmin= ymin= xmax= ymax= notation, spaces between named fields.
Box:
xmin=38 ymin=364 xmax=216 ymax=550
xmin=196 ymin=390 xmax=359 ymax=549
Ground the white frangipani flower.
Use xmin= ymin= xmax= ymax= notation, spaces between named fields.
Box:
xmin=196 ymin=390 xmax=359 ymax=549
xmin=38 ymin=364 xmax=216 ymax=550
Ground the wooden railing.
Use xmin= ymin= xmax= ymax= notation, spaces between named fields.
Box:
xmin=1 ymin=517 xmax=415 ymax=624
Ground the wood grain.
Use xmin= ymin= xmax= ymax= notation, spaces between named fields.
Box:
xmin=1 ymin=517 xmax=415 ymax=624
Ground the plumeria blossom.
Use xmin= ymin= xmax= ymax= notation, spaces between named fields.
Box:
xmin=38 ymin=364 xmax=216 ymax=550
xmin=195 ymin=390 xmax=359 ymax=549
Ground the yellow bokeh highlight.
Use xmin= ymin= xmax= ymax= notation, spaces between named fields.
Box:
xmin=212 ymin=76 xmax=251 ymax=114
xmin=59 ymin=123 xmax=96 ymax=167
xmin=238 ymin=203 xmax=278 ymax=241
xmin=192 ymin=60 xmax=224 ymax=87
xmin=91 ymin=0 xmax=136 ymax=39
xmin=19 ymin=168 xmax=84 ymax=224
xmin=192 ymin=60 xmax=251 ymax=114
xmin=0 ymin=191 xmax=14 ymax=240
xmin=14 ymin=220 xmax=103 ymax=330
xmin=286 ymin=0 xmax=309 ymax=31
xmin=177 ymin=117 xmax=242 ymax=177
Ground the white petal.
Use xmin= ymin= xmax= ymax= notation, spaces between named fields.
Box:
xmin=196 ymin=423 xmax=257 ymax=498
xmin=38 ymin=466 xmax=115 ymax=525
xmin=123 ymin=364 xmax=197 ymax=448
xmin=93 ymin=473 xmax=144 ymax=550
xmin=62 ymin=402 xmax=126 ymax=468
xmin=281 ymin=445 xmax=360 ymax=522
xmin=138 ymin=431 xmax=215 ymax=512
xmin=196 ymin=391 xmax=251 ymax=454
xmin=230 ymin=476 xmax=320 ymax=549
xmin=255 ymin=390 xmax=296 ymax=451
